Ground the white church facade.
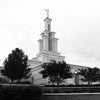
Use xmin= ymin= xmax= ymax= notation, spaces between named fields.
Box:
xmin=28 ymin=13 xmax=87 ymax=85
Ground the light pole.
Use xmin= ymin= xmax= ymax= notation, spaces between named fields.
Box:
xmin=31 ymin=76 xmax=34 ymax=84
xmin=74 ymin=70 xmax=79 ymax=85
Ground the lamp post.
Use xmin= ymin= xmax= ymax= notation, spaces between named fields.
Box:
xmin=74 ymin=70 xmax=79 ymax=85
xmin=31 ymin=76 xmax=34 ymax=84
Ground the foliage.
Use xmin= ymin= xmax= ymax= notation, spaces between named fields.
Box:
xmin=0 ymin=77 xmax=9 ymax=84
xmin=40 ymin=60 xmax=72 ymax=86
xmin=15 ymin=81 xmax=31 ymax=84
xmin=0 ymin=84 xmax=42 ymax=100
xmin=79 ymin=67 xmax=100 ymax=85
xmin=1 ymin=48 xmax=31 ymax=83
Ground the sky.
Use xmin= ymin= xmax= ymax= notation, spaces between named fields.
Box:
xmin=0 ymin=0 xmax=100 ymax=67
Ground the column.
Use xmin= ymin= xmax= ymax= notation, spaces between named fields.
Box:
xmin=52 ymin=38 xmax=58 ymax=52
xmin=43 ymin=35 xmax=48 ymax=51
xmin=38 ymin=39 xmax=43 ymax=52
xmin=48 ymin=33 xmax=52 ymax=51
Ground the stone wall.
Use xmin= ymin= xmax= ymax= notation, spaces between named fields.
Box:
xmin=43 ymin=93 xmax=100 ymax=100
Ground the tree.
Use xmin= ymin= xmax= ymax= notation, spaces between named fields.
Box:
xmin=79 ymin=67 xmax=100 ymax=85
xmin=1 ymin=48 xmax=31 ymax=83
xmin=40 ymin=60 xmax=72 ymax=86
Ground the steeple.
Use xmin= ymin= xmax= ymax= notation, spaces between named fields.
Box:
xmin=36 ymin=11 xmax=65 ymax=62
xmin=38 ymin=10 xmax=58 ymax=52
xmin=45 ymin=9 xmax=49 ymax=17
xmin=44 ymin=9 xmax=51 ymax=32
xmin=44 ymin=17 xmax=52 ymax=32
xmin=44 ymin=17 xmax=52 ymax=51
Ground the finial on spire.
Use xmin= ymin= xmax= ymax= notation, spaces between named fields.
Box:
xmin=45 ymin=9 xmax=49 ymax=17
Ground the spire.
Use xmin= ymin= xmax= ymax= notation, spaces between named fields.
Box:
xmin=36 ymin=10 xmax=65 ymax=62
xmin=44 ymin=9 xmax=52 ymax=32
xmin=45 ymin=9 xmax=49 ymax=17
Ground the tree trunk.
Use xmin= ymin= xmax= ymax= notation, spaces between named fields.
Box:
xmin=52 ymin=82 xmax=54 ymax=85
xmin=11 ymin=79 xmax=14 ymax=84
xmin=88 ymin=81 xmax=92 ymax=86
xmin=57 ymin=81 xmax=59 ymax=87
xmin=88 ymin=81 xmax=90 ymax=85
xmin=87 ymin=81 xmax=92 ymax=92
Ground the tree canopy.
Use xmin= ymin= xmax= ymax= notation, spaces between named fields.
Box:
xmin=1 ymin=48 xmax=31 ymax=83
xmin=40 ymin=60 xmax=72 ymax=86
xmin=79 ymin=67 xmax=100 ymax=85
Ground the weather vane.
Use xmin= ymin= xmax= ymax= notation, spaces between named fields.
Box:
xmin=44 ymin=9 xmax=49 ymax=17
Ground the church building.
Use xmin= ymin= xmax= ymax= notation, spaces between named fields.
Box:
xmin=28 ymin=12 xmax=87 ymax=85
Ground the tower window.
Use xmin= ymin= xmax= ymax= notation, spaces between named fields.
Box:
xmin=48 ymin=24 xmax=50 ymax=32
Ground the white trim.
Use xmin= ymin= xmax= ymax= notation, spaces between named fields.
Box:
xmin=44 ymin=93 xmax=100 ymax=95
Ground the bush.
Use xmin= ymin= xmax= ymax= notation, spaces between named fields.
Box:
xmin=15 ymin=81 xmax=31 ymax=84
xmin=44 ymin=85 xmax=67 ymax=87
xmin=21 ymin=81 xmax=31 ymax=84
xmin=0 ymin=84 xmax=43 ymax=100
xmin=0 ymin=77 xmax=9 ymax=84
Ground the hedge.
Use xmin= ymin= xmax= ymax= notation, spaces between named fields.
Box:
xmin=0 ymin=84 xmax=43 ymax=100
xmin=43 ymin=86 xmax=100 ymax=93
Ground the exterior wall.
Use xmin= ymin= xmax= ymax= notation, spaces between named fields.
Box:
xmin=36 ymin=51 xmax=65 ymax=63
xmin=29 ymin=58 xmax=88 ymax=85
xmin=28 ymin=60 xmax=42 ymax=69
xmin=43 ymin=93 xmax=100 ymax=100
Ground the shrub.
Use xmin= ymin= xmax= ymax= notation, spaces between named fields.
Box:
xmin=15 ymin=81 xmax=31 ymax=84
xmin=0 ymin=77 xmax=9 ymax=84
xmin=21 ymin=81 xmax=31 ymax=84
xmin=0 ymin=84 xmax=42 ymax=100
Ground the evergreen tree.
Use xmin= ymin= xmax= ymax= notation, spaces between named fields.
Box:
xmin=1 ymin=48 xmax=31 ymax=83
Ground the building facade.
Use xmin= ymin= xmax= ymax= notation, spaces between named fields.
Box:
xmin=29 ymin=15 xmax=87 ymax=85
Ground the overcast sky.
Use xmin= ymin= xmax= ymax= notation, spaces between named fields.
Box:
xmin=0 ymin=0 xmax=100 ymax=67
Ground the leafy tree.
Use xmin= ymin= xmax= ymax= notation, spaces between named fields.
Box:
xmin=1 ymin=48 xmax=31 ymax=83
xmin=79 ymin=67 xmax=100 ymax=85
xmin=40 ymin=60 xmax=72 ymax=86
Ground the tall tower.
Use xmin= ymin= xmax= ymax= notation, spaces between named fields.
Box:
xmin=35 ymin=11 xmax=65 ymax=62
